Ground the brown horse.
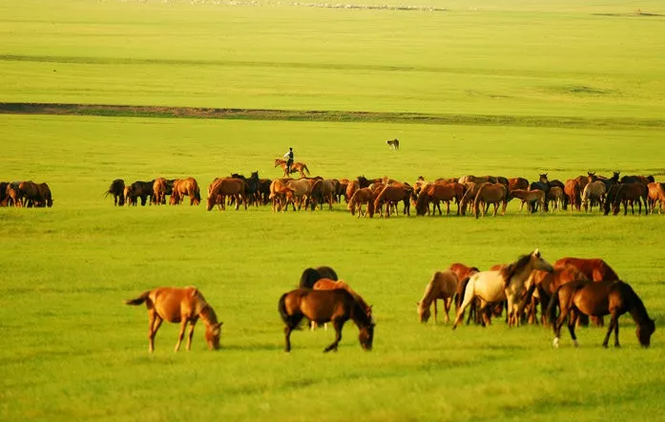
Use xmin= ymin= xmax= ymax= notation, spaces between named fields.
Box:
xmin=106 ymin=179 xmax=125 ymax=206
xmin=374 ymin=185 xmax=412 ymax=217
xmin=313 ymin=279 xmax=373 ymax=324
xmin=564 ymin=179 xmax=582 ymax=211
xmin=415 ymin=183 xmax=461 ymax=216
xmin=417 ymin=270 xmax=458 ymax=323
xmin=170 ymin=177 xmax=201 ymax=206
xmin=274 ymin=158 xmax=310 ymax=178
xmin=508 ymin=177 xmax=529 ymax=192
xmin=554 ymin=257 xmax=619 ymax=281
xmin=125 ymin=287 xmax=223 ymax=352
xmin=548 ymin=280 xmax=655 ymax=348
xmin=269 ymin=179 xmax=295 ymax=212
xmin=605 ymin=182 xmax=648 ymax=215
xmin=278 ymin=288 xmax=375 ymax=352
xmin=310 ymin=179 xmax=335 ymax=210
xmin=459 ymin=175 xmax=497 ymax=185
xmin=474 ymin=182 xmax=508 ymax=218
xmin=152 ymin=178 xmax=168 ymax=205
xmin=509 ymin=189 xmax=545 ymax=213
xmin=647 ymin=182 xmax=665 ymax=214
xmin=207 ymin=177 xmax=246 ymax=211
xmin=347 ymin=187 xmax=375 ymax=217
xmin=525 ymin=265 xmax=589 ymax=325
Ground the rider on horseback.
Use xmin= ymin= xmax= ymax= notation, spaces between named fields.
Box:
xmin=284 ymin=147 xmax=294 ymax=176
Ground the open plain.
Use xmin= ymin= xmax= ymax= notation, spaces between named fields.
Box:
xmin=1 ymin=0 xmax=665 ymax=421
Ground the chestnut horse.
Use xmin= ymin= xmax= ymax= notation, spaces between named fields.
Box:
xmin=453 ymin=249 xmax=554 ymax=328
xmin=524 ymin=265 xmax=589 ymax=325
xmin=415 ymin=184 xmax=461 ymax=216
xmin=347 ymin=187 xmax=375 ymax=217
xmin=548 ymin=280 xmax=655 ymax=348
xmin=554 ymin=257 xmax=619 ymax=281
xmin=207 ymin=177 xmax=246 ymax=211
xmin=564 ymin=179 xmax=581 ymax=211
xmin=509 ymin=189 xmax=545 ymax=213
xmin=474 ymin=183 xmax=508 ymax=218
xmin=171 ymin=177 xmax=201 ymax=206
xmin=313 ymin=279 xmax=373 ymax=331
xmin=417 ymin=270 xmax=458 ymax=323
xmin=125 ymin=287 xmax=223 ymax=352
xmin=374 ymin=184 xmax=412 ymax=217
xmin=274 ymin=158 xmax=310 ymax=178
xmin=647 ymin=182 xmax=665 ymax=214
xmin=278 ymin=288 xmax=375 ymax=352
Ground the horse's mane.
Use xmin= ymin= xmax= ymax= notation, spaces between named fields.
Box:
xmin=500 ymin=253 xmax=533 ymax=283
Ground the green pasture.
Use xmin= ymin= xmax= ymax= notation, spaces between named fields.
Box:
xmin=2 ymin=0 xmax=665 ymax=421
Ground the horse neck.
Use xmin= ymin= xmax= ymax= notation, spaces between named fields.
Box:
xmin=626 ymin=288 xmax=651 ymax=326
xmin=199 ymin=305 xmax=219 ymax=327
xmin=350 ymin=300 xmax=372 ymax=328
xmin=505 ymin=263 xmax=533 ymax=288
xmin=418 ymin=281 xmax=437 ymax=308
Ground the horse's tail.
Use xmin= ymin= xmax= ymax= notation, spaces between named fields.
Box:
xmin=303 ymin=164 xmax=310 ymax=175
xmin=473 ymin=183 xmax=487 ymax=218
xmin=125 ymin=291 xmax=150 ymax=306
xmin=278 ymin=292 xmax=290 ymax=324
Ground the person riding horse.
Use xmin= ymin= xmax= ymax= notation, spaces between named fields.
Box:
xmin=284 ymin=147 xmax=294 ymax=176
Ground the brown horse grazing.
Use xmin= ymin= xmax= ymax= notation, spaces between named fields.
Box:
xmin=525 ymin=265 xmax=589 ymax=325
xmin=415 ymin=183 xmax=460 ymax=216
xmin=170 ymin=177 xmax=201 ymax=206
xmin=278 ymin=288 xmax=375 ymax=352
xmin=313 ymin=279 xmax=373 ymax=328
xmin=417 ymin=270 xmax=458 ymax=323
xmin=125 ymin=287 xmax=223 ymax=352
xmin=605 ymin=182 xmax=648 ymax=215
xmin=509 ymin=189 xmax=545 ymax=213
xmin=35 ymin=182 xmax=53 ymax=207
xmin=207 ymin=177 xmax=246 ymax=211
xmin=18 ymin=181 xmax=41 ymax=207
xmin=106 ymin=179 xmax=125 ymax=206
xmin=269 ymin=179 xmax=295 ymax=212
xmin=554 ymin=257 xmax=619 ymax=281
xmin=548 ymin=280 xmax=655 ymax=348
xmin=474 ymin=183 xmax=508 ymax=219
xmin=374 ymin=185 xmax=412 ymax=217
xmin=310 ymin=179 xmax=335 ymax=210
xmin=347 ymin=187 xmax=375 ymax=218
xmin=274 ymin=158 xmax=310 ymax=178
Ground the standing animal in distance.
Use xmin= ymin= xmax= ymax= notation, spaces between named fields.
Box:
xmin=124 ymin=287 xmax=223 ymax=352
xmin=386 ymin=139 xmax=400 ymax=150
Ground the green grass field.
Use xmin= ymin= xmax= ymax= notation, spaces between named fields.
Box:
xmin=1 ymin=1 xmax=665 ymax=421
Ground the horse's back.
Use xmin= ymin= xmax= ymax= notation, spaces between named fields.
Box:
xmin=432 ymin=270 xmax=458 ymax=296
xmin=467 ymin=270 xmax=506 ymax=302
xmin=150 ymin=287 xmax=203 ymax=322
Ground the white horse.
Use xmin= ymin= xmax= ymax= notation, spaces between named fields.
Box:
xmin=452 ymin=249 xmax=554 ymax=328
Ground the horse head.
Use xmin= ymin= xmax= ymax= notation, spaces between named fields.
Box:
xmin=205 ymin=322 xmax=223 ymax=350
xmin=417 ymin=301 xmax=431 ymax=323
xmin=539 ymin=173 xmax=549 ymax=183
xmin=636 ymin=318 xmax=655 ymax=347
xmin=358 ymin=322 xmax=375 ymax=351
xmin=531 ymin=248 xmax=554 ymax=273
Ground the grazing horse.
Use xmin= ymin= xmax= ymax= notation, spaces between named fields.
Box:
xmin=106 ymin=179 xmax=125 ymax=206
xmin=207 ymin=177 xmax=246 ymax=211
xmin=474 ymin=183 xmax=508 ymax=218
xmin=509 ymin=189 xmax=545 ymax=213
xmin=274 ymin=158 xmax=310 ymax=178
xmin=564 ymin=179 xmax=581 ymax=211
xmin=127 ymin=180 xmax=154 ymax=206
xmin=605 ymin=182 xmax=648 ymax=215
xmin=18 ymin=181 xmax=41 ymax=207
xmin=171 ymin=177 xmax=201 ymax=206
xmin=374 ymin=185 xmax=412 ymax=217
xmin=547 ymin=186 xmax=565 ymax=211
xmin=453 ymin=249 xmax=554 ymax=329
xmin=386 ymin=138 xmax=400 ymax=150
xmin=459 ymin=175 xmax=497 ymax=185
xmin=310 ymin=179 xmax=335 ymax=210
xmin=417 ymin=270 xmax=458 ymax=323
xmin=125 ymin=287 xmax=223 ymax=352
xmin=415 ymin=183 xmax=459 ymax=216
xmin=268 ymin=179 xmax=295 ymax=212
xmin=231 ymin=172 xmax=260 ymax=206
xmin=548 ymin=280 xmax=655 ymax=348
xmin=524 ymin=265 xmax=589 ymax=325
xmin=278 ymin=288 xmax=375 ymax=352
xmin=647 ymin=182 xmax=665 ymax=214
xmin=36 ymin=182 xmax=53 ymax=207
xmin=581 ymin=180 xmax=606 ymax=212
xmin=347 ymin=187 xmax=375 ymax=217
xmin=554 ymin=257 xmax=619 ymax=281
xmin=313 ymin=279 xmax=373 ymax=331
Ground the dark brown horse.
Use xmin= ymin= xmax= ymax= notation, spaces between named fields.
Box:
xmin=106 ymin=179 xmax=125 ymax=206
xmin=278 ymin=288 xmax=375 ymax=352
xmin=608 ymin=182 xmax=648 ymax=215
xmin=298 ymin=266 xmax=339 ymax=288
xmin=125 ymin=287 xmax=223 ymax=352
xmin=127 ymin=180 xmax=155 ymax=206
xmin=274 ymin=158 xmax=310 ymax=178
xmin=548 ymin=280 xmax=655 ymax=348
xmin=525 ymin=265 xmax=589 ymax=325
xmin=508 ymin=177 xmax=529 ymax=192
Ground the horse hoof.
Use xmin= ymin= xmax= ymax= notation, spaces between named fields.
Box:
xmin=572 ymin=340 xmax=579 ymax=348
xmin=552 ymin=337 xmax=560 ymax=348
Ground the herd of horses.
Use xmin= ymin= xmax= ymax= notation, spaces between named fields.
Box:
xmin=125 ymin=252 xmax=655 ymax=353
xmin=104 ymin=168 xmax=665 ymax=218
xmin=0 ymin=181 xmax=53 ymax=207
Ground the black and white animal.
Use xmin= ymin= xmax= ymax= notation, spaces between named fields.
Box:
xmin=386 ymin=139 xmax=400 ymax=150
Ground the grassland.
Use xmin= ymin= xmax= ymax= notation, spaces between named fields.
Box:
xmin=1 ymin=1 xmax=665 ymax=421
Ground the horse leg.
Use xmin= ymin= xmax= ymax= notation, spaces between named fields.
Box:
xmin=324 ymin=319 xmax=345 ymax=352
xmin=453 ymin=291 xmax=474 ymax=329
xmin=566 ymin=310 xmax=579 ymax=347
xmin=185 ymin=320 xmax=197 ymax=351
xmin=148 ymin=312 xmax=163 ymax=353
xmin=433 ymin=299 xmax=438 ymax=323
xmin=444 ymin=297 xmax=452 ymax=323
xmin=174 ymin=319 xmax=189 ymax=352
